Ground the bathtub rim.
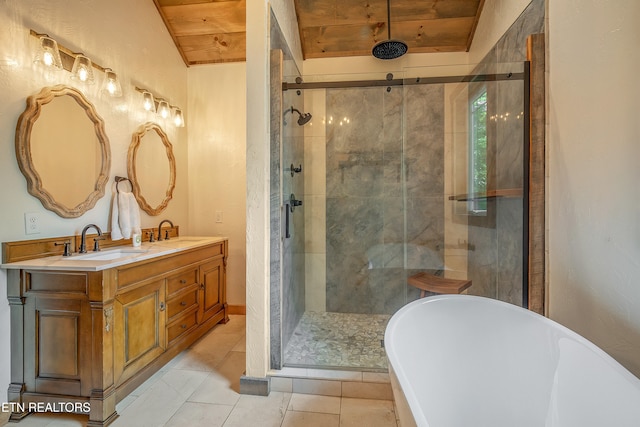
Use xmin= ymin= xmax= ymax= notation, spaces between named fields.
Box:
xmin=384 ymin=294 xmax=640 ymax=427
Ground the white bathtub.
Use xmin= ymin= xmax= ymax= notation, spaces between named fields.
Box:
xmin=385 ymin=295 xmax=640 ymax=427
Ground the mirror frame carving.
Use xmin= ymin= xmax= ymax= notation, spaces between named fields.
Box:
xmin=127 ymin=122 xmax=176 ymax=216
xmin=15 ymin=85 xmax=111 ymax=218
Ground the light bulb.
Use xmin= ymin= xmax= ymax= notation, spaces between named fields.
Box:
xmin=101 ymin=69 xmax=122 ymax=97
xmin=158 ymin=100 xmax=170 ymax=119
xmin=70 ymin=55 xmax=95 ymax=84
xmin=33 ymin=36 xmax=63 ymax=70
xmin=173 ymin=108 xmax=185 ymax=127
xmin=142 ymin=91 xmax=155 ymax=112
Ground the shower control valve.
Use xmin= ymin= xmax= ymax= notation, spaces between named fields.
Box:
xmin=290 ymin=163 xmax=302 ymax=177
xmin=289 ymin=194 xmax=303 ymax=212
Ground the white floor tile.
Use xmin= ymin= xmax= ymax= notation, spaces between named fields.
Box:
xmin=187 ymin=372 xmax=241 ymax=406
xmin=161 ymin=369 xmax=210 ymax=399
xmin=339 ymin=398 xmax=397 ymax=427
xmin=281 ymin=410 xmax=339 ymax=427
xmin=164 ymin=402 xmax=233 ymax=427
xmin=287 ymin=393 xmax=341 ymax=415
xmin=112 ymin=379 xmax=185 ymax=427
xmin=222 ymin=392 xmax=291 ymax=427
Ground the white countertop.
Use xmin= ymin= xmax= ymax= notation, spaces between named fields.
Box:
xmin=0 ymin=236 xmax=227 ymax=272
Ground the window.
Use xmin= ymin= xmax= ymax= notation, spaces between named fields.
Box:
xmin=469 ymin=88 xmax=487 ymax=214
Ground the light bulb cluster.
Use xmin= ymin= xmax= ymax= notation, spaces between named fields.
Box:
xmin=31 ymin=30 xmax=122 ymax=97
xmin=136 ymin=87 xmax=185 ymax=128
xmin=324 ymin=116 xmax=351 ymax=126
xmin=489 ymin=111 xmax=525 ymax=122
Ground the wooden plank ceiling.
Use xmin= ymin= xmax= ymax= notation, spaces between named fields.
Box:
xmin=153 ymin=0 xmax=485 ymax=65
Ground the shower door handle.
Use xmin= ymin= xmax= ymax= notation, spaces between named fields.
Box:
xmin=285 ymin=203 xmax=291 ymax=239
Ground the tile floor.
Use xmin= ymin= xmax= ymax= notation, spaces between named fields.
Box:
xmin=284 ymin=311 xmax=391 ymax=370
xmin=0 ymin=315 xmax=398 ymax=427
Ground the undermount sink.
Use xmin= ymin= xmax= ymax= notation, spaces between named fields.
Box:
xmin=73 ymin=248 xmax=148 ymax=261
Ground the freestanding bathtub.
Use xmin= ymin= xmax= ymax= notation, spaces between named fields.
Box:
xmin=385 ymin=295 xmax=640 ymax=427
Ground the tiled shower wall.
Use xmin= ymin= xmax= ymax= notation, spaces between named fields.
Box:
xmin=303 ymin=84 xmax=446 ymax=315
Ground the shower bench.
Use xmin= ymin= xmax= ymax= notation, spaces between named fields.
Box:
xmin=408 ymin=272 xmax=472 ymax=297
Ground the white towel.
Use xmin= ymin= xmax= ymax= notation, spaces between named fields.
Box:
xmin=111 ymin=190 xmax=141 ymax=240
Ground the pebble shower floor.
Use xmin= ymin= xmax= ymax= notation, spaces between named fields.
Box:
xmin=283 ymin=312 xmax=391 ymax=370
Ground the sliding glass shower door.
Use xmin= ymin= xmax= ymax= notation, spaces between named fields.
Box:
xmin=277 ymin=63 xmax=529 ymax=371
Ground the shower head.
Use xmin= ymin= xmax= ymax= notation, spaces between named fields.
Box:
xmin=290 ymin=106 xmax=313 ymax=126
xmin=372 ymin=0 xmax=407 ymax=60
xmin=372 ymin=40 xmax=408 ymax=60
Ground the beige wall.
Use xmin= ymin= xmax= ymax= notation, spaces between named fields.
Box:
xmin=547 ymin=0 xmax=640 ymax=376
xmin=187 ymin=63 xmax=247 ymax=307
xmin=0 ymin=0 xmax=188 ymax=400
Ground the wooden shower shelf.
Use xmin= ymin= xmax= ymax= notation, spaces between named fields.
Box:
xmin=448 ymin=188 xmax=523 ymax=202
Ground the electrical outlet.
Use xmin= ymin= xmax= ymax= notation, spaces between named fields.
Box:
xmin=215 ymin=211 xmax=223 ymax=223
xmin=25 ymin=212 xmax=41 ymax=234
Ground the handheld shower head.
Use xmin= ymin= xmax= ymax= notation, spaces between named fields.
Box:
xmin=288 ymin=106 xmax=313 ymax=126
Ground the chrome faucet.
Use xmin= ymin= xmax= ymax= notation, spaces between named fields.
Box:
xmin=79 ymin=224 xmax=104 ymax=253
xmin=157 ymin=219 xmax=174 ymax=241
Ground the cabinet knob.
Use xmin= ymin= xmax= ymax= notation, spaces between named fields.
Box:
xmin=180 ymin=301 xmax=187 ymax=306
xmin=200 ymin=283 xmax=205 ymax=290
xmin=159 ymin=302 xmax=166 ymax=311
xmin=181 ymin=324 xmax=187 ymax=329
xmin=180 ymin=279 xmax=187 ymax=284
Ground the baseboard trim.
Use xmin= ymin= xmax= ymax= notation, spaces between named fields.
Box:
xmin=228 ymin=305 xmax=246 ymax=315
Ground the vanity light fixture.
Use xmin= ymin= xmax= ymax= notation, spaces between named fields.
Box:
xmin=33 ymin=35 xmax=63 ymax=70
xmin=30 ymin=29 xmax=122 ymax=93
xmin=173 ymin=107 xmax=185 ymax=127
xmin=157 ymin=99 xmax=170 ymax=119
xmin=101 ymin=68 xmax=123 ymax=97
xmin=134 ymin=86 xmax=185 ymax=128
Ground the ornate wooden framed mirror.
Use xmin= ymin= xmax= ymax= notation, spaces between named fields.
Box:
xmin=127 ymin=122 xmax=176 ymax=216
xmin=15 ymin=85 xmax=111 ymax=218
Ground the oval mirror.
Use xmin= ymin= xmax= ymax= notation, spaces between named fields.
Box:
xmin=15 ymin=85 xmax=111 ymax=218
xmin=128 ymin=122 xmax=176 ymax=216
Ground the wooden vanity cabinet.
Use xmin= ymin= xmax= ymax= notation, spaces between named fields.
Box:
xmin=6 ymin=239 xmax=228 ymax=427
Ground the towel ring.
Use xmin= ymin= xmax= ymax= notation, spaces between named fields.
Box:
xmin=115 ymin=176 xmax=132 ymax=194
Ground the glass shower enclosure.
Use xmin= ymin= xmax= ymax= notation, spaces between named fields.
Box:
xmin=274 ymin=62 xmax=530 ymax=372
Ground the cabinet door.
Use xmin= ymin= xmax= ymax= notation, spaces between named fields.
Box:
xmin=24 ymin=295 xmax=91 ymax=397
xmin=114 ymin=279 xmax=166 ymax=385
xmin=198 ymin=258 xmax=224 ymax=323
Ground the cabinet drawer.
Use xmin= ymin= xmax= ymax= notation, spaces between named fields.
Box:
xmin=167 ymin=310 xmax=198 ymax=345
xmin=167 ymin=268 xmax=199 ymax=296
xmin=167 ymin=287 xmax=198 ymax=320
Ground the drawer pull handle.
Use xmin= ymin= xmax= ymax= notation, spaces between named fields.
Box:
xmin=200 ymin=283 xmax=205 ymax=290
xmin=159 ymin=302 xmax=166 ymax=311
xmin=180 ymin=279 xmax=187 ymax=284
xmin=180 ymin=301 xmax=187 ymax=306
xmin=181 ymin=324 xmax=187 ymax=329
